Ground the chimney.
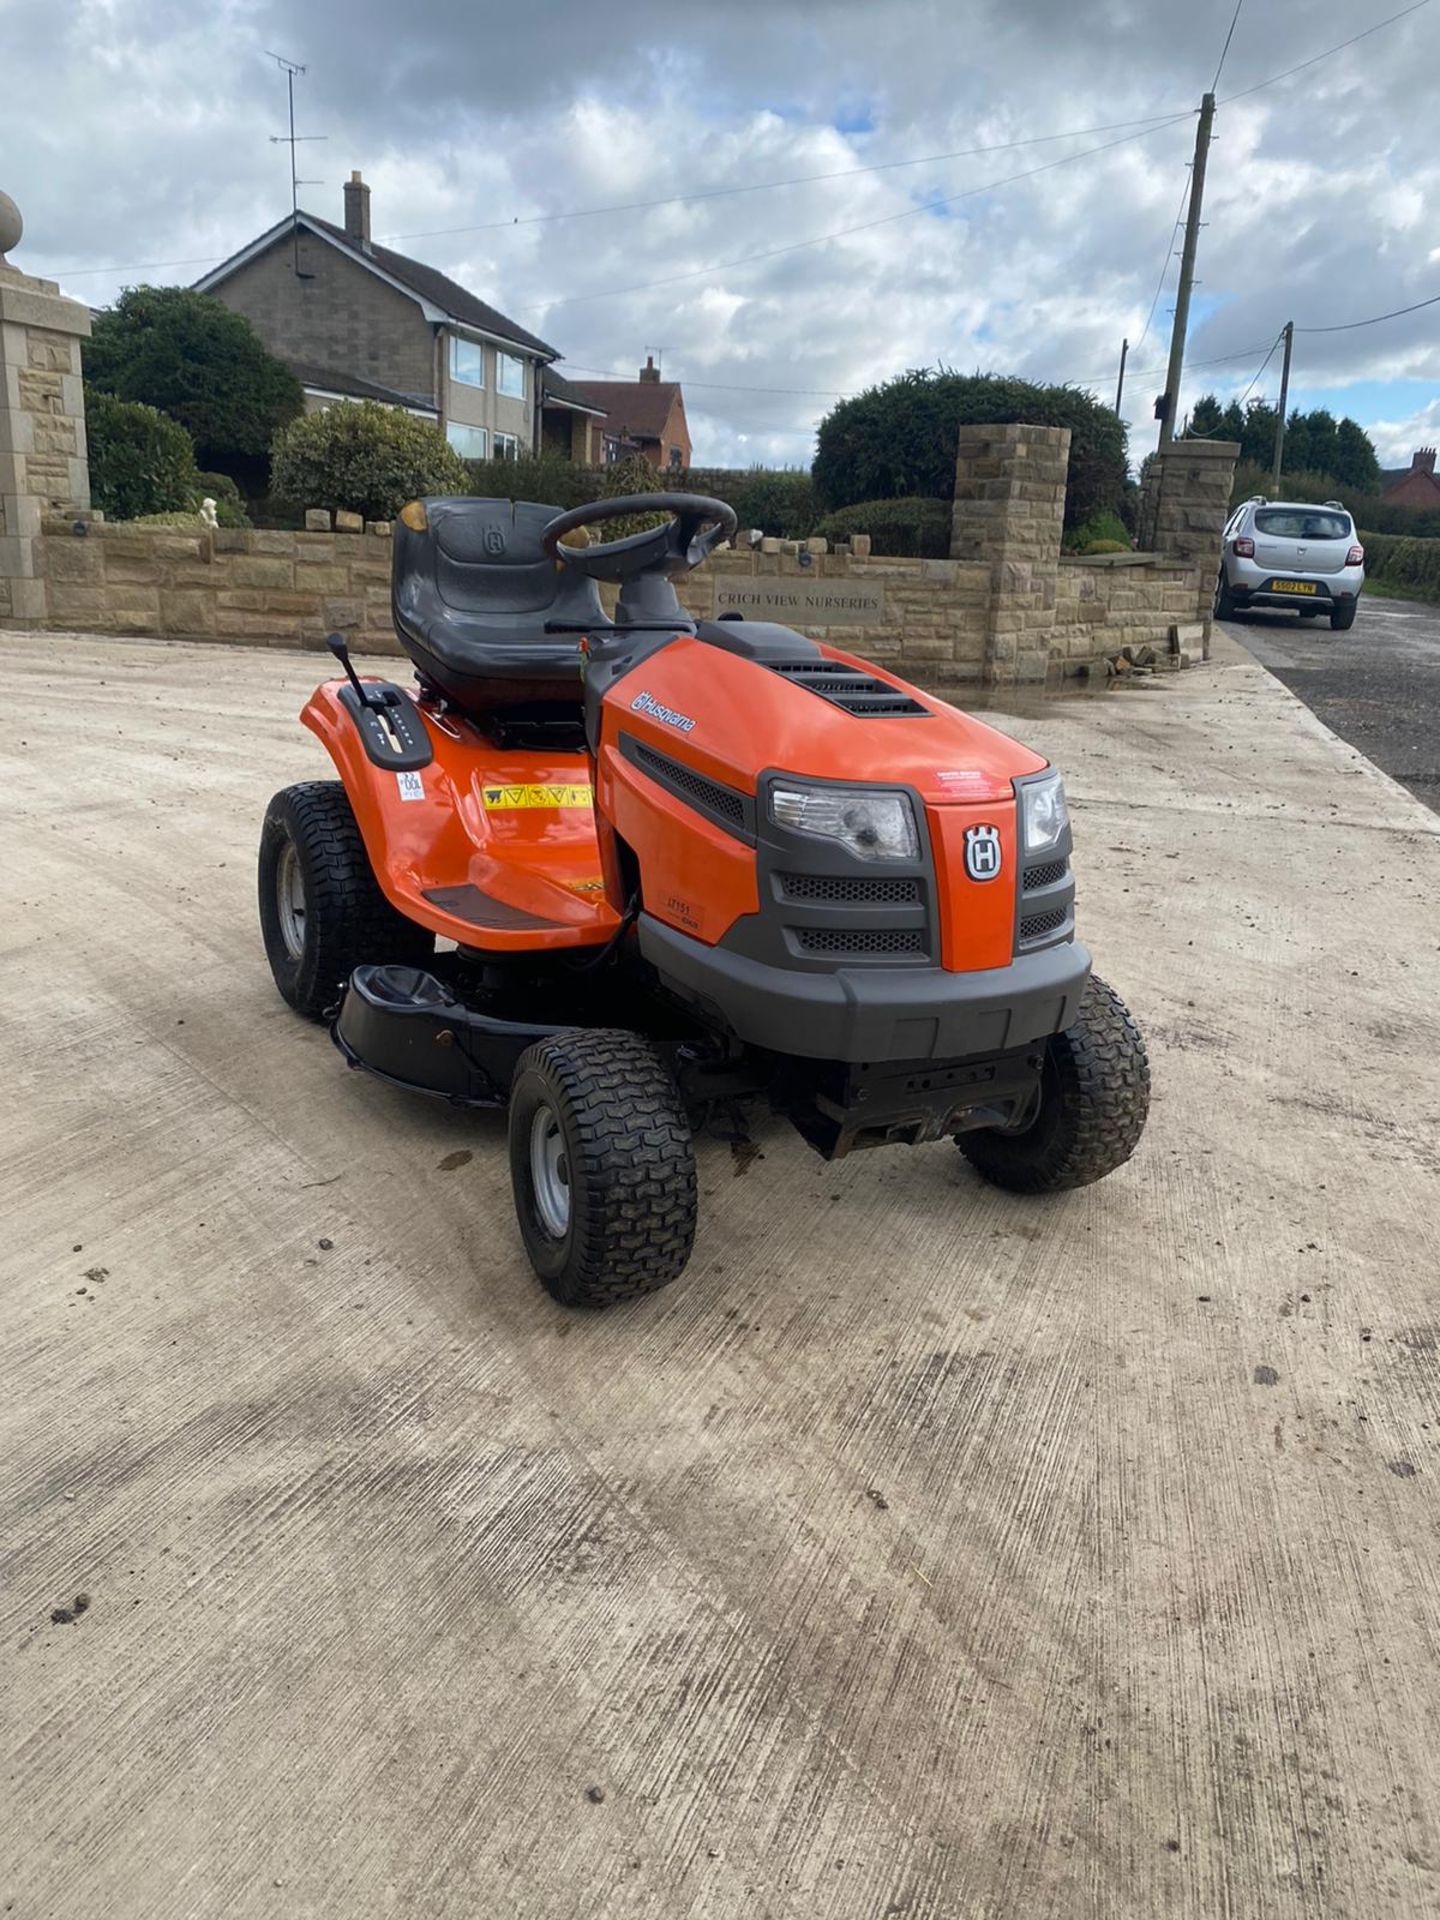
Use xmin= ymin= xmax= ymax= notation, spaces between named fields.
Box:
xmin=344 ymin=170 xmax=372 ymax=253
xmin=1415 ymin=447 xmax=1437 ymax=475
xmin=639 ymin=354 xmax=660 ymax=383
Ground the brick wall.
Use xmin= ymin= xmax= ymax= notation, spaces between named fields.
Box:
xmin=210 ymin=230 xmax=437 ymax=403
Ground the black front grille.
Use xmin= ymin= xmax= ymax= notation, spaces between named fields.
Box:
xmin=764 ymin=659 xmax=930 ymax=717
xmin=631 ymin=739 xmax=747 ymax=830
xmin=1023 ymin=859 xmax=1069 ymax=891
xmin=797 ymin=926 xmax=926 ymax=957
xmin=1019 ymin=907 xmax=1069 ymax=943
xmin=779 ymin=872 xmax=921 ymax=906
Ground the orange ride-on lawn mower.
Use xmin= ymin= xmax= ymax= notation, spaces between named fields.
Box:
xmin=259 ymin=492 xmax=1150 ymax=1308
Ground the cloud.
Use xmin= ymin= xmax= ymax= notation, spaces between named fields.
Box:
xmin=5 ymin=0 xmax=1438 ymax=466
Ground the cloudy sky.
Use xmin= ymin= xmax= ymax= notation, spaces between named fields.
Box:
xmin=5 ymin=0 xmax=1438 ymax=470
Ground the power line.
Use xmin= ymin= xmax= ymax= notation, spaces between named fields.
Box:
xmin=43 ymin=3 xmax=1432 ymax=285
xmin=1133 ymin=177 xmax=1192 ymax=359
xmin=518 ymin=114 xmax=1194 ymax=315
xmin=1219 ymin=0 xmax=1431 ymax=103
xmin=1211 ymin=0 xmax=1246 ymax=91
xmin=380 ymin=113 xmax=1189 ymax=242
xmin=41 ymin=110 xmax=1194 ymax=280
xmin=1295 ymin=288 xmax=1440 ymax=333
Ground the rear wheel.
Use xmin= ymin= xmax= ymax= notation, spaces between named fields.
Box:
xmin=258 ymin=781 xmax=434 ymax=1020
xmin=1213 ymin=570 xmax=1237 ymax=620
xmin=1330 ymin=599 xmax=1358 ymax=631
xmin=508 ymin=1030 xmax=697 ymax=1308
xmin=958 ymin=975 xmax=1149 ymax=1193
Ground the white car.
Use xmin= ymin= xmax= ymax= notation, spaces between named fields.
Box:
xmin=1215 ymin=497 xmax=1365 ymax=631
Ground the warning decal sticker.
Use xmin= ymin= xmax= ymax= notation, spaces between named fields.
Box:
xmin=482 ymin=784 xmax=594 ymax=810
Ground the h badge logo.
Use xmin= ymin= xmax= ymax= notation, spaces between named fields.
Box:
xmin=964 ymin=823 xmax=1002 ymax=881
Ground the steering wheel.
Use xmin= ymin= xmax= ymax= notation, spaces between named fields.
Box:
xmin=542 ymin=493 xmax=739 ymax=584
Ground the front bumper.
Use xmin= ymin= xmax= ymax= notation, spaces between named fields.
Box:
xmin=639 ymin=913 xmax=1091 ymax=1063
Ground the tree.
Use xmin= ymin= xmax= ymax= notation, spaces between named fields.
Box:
xmin=1185 ymin=394 xmax=1244 ymax=441
xmin=84 ymin=285 xmax=303 ymax=482
xmin=269 ymin=401 xmax=469 ymax=522
xmin=84 ymin=386 xmax=199 ymax=520
xmin=812 ymin=369 xmax=1129 ymax=530
xmin=1333 ymin=417 xmax=1380 ymax=493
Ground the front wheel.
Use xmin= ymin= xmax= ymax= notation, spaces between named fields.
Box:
xmin=508 ymin=1030 xmax=697 ymax=1309
xmin=1330 ymin=599 xmax=1358 ymax=631
xmin=958 ymin=975 xmax=1150 ymax=1193
xmin=258 ymin=781 xmax=434 ymax=1020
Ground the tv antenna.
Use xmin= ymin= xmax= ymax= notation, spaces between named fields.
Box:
xmin=266 ymin=52 xmax=326 ymax=277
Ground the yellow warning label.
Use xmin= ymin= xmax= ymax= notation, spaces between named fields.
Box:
xmin=481 ymin=783 xmax=594 ymax=810
xmin=568 ymin=877 xmax=607 ymax=893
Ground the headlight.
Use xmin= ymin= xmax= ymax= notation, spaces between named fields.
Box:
xmin=1020 ymin=772 xmax=1069 ymax=854
xmin=770 ymin=783 xmax=919 ymax=862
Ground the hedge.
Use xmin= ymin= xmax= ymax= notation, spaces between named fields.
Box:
xmin=1357 ymin=532 xmax=1440 ymax=602
xmin=812 ymin=369 xmax=1129 ymax=530
xmin=813 ymin=496 xmax=952 ymax=558
xmin=463 ymin=456 xmax=818 ymax=539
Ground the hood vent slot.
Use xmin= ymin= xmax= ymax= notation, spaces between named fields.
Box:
xmin=763 ymin=659 xmax=930 ymax=717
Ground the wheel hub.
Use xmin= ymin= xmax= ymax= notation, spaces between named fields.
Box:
xmin=276 ymin=841 xmax=307 ymax=959
xmin=529 ymin=1105 xmax=571 ymax=1238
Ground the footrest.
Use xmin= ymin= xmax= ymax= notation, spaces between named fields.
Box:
xmin=331 ymin=965 xmax=559 ymax=1106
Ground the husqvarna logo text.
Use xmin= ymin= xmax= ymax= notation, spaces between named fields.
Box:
xmin=964 ymin=823 xmax=1002 ymax=881
xmin=631 ymin=691 xmax=696 ymax=733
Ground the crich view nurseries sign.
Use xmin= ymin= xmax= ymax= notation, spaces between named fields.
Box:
xmin=715 ymin=583 xmax=887 ymax=626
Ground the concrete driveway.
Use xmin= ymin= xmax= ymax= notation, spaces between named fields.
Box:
xmin=5 ymin=628 xmax=1440 ymax=1919
xmin=1225 ymin=592 xmax=1440 ymax=814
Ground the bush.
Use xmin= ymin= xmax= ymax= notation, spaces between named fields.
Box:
xmin=813 ymin=496 xmax=952 ymax=558
xmin=1357 ymin=531 xmax=1440 ymax=602
xmin=464 ymin=452 xmax=671 ymax=539
xmin=270 ymin=402 xmax=469 ymax=522
xmin=84 ymin=385 xmax=199 ymax=520
xmin=1063 ymin=510 xmax=1132 ymax=555
xmin=812 ymin=369 xmax=1129 ymax=530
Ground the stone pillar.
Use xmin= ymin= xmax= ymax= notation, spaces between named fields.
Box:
xmin=0 ymin=190 xmax=93 ymax=627
xmin=1145 ymin=437 xmax=1240 ymax=644
xmin=951 ymin=422 xmax=1070 ymax=687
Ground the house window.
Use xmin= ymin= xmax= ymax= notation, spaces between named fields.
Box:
xmin=446 ymin=422 xmax=488 ymax=459
xmin=668 ymin=445 xmax=684 ymax=471
xmin=497 ymin=351 xmax=526 ymax=399
xmin=494 ymin=432 xmax=520 ymax=459
xmin=450 ymin=336 xmax=484 ymax=388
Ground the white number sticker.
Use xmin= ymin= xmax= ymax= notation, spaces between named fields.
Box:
xmin=395 ymin=770 xmax=425 ymax=802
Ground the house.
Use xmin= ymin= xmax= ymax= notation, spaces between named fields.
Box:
xmin=567 ymin=358 xmax=693 ymax=470
xmin=195 ymin=172 xmax=560 ymax=461
xmin=1381 ymin=447 xmax=1440 ymax=508
xmin=538 ymin=367 xmax=612 ymax=463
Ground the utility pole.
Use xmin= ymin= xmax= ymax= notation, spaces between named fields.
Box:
xmin=1270 ymin=320 xmax=1294 ymax=491
xmin=1156 ymin=91 xmax=1216 ymax=450
xmin=267 ymin=52 xmax=326 ymax=278
xmin=1115 ymin=337 xmax=1129 ymax=417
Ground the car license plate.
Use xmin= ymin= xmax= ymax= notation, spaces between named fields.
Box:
xmin=1271 ymin=580 xmax=1317 ymax=595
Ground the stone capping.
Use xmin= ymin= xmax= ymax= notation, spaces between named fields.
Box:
xmin=1059 ymin=551 xmax=1168 ymax=569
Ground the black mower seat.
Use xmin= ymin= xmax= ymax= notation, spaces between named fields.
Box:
xmin=392 ymin=496 xmax=611 ymax=710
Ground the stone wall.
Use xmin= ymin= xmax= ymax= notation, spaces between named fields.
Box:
xmin=22 ymin=516 xmax=1218 ymax=689
xmin=30 ymin=520 xmax=404 ymax=652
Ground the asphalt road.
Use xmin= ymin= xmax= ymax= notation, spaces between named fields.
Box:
xmin=1223 ymin=592 xmax=1440 ymax=814
xmin=6 ymin=629 xmax=1440 ymax=1918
